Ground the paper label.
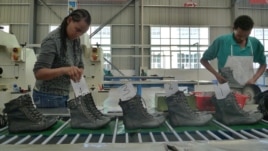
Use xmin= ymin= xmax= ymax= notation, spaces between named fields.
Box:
xmin=118 ymin=83 xmax=136 ymax=101
xmin=71 ymin=77 xmax=90 ymax=97
xmin=213 ymin=82 xmax=231 ymax=99
xmin=164 ymin=82 xmax=179 ymax=97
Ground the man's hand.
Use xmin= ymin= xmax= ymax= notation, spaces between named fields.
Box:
xmin=215 ymin=73 xmax=227 ymax=84
xmin=246 ymin=78 xmax=256 ymax=85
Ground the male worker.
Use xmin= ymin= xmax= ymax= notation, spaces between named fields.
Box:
xmin=200 ymin=15 xmax=266 ymax=125
xmin=200 ymin=15 xmax=266 ymax=87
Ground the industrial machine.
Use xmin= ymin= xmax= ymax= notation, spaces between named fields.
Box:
xmin=80 ymin=33 xmax=109 ymax=107
xmin=0 ymin=30 xmax=36 ymax=111
xmin=80 ymin=33 xmax=104 ymax=92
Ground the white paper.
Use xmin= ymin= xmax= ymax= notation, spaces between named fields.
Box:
xmin=71 ymin=77 xmax=90 ymax=97
xmin=164 ymin=82 xmax=179 ymax=97
xmin=213 ymin=82 xmax=231 ymax=99
xmin=118 ymin=83 xmax=136 ymax=101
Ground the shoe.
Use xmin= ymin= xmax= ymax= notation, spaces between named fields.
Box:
xmin=3 ymin=94 xmax=58 ymax=133
xmin=212 ymin=92 xmax=263 ymax=125
xmin=166 ymin=90 xmax=213 ymax=126
xmin=219 ymin=67 xmax=243 ymax=89
xmin=119 ymin=95 xmax=165 ymax=129
xmin=68 ymin=96 xmax=110 ymax=129
xmin=83 ymin=93 xmax=114 ymax=121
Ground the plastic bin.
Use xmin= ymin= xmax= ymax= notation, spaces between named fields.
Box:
xmin=194 ymin=91 xmax=248 ymax=111
xmin=194 ymin=91 xmax=215 ymax=111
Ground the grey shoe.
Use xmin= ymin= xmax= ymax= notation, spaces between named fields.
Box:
xmin=211 ymin=92 xmax=263 ymax=125
xmin=166 ymin=91 xmax=213 ymax=126
xmin=83 ymin=93 xmax=114 ymax=121
xmin=3 ymin=94 xmax=58 ymax=133
xmin=256 ymin=90 xmax=268 ymax=120
xmin=219 ymin=67 xmax=243 ymax=88
xmin=119 ymin=95 xmax=166 ymax=129
xmin=68 ymin=96 xmax=110 ymax=129
xmin=0 ymin=114 xmax=7 ymax=128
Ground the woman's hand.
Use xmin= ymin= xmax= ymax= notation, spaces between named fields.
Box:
xmin=65 ymin=66 xmax=83 ymax=82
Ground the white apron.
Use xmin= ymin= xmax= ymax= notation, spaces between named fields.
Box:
xmin=224 ymin=41 xmax=254 ymax=85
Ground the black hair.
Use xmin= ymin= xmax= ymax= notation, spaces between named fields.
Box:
xmin=233 ymin=15 xmax=254 ymax=31
xmin=60 ymin=9 xmax=91 ymax=56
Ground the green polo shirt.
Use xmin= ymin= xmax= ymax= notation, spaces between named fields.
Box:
xmin=201 ymin=33 xmax=266 ymax=70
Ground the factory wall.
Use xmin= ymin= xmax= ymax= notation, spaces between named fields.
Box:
xmin=0 ymin=0 xmax=30 ymax=44
xmin=1 ymin=0 xmax=268 ymax=81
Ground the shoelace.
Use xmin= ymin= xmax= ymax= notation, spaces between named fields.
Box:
xmin=85 ymin=94 xmax=103 ymax=117
xmin=78 ymin=97 xmax=97 ymax=119
xmin=17 ymin=95 xmax=43 ymax=120
xmin=176 ymin=91 xmax=197 ymax=116
xmin=126 ymin=95 xmax=153 ymax=119
xmin=0 ymin=113 xmax=7 ymax=128
xmin=23 ymin=101 xmax=44 ymax=120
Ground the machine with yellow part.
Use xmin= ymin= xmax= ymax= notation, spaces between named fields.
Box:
xmin=0 ymin=30 xmax=36 ymax=111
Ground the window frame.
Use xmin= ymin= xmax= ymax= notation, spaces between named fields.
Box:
xmin=150 ymin=26 xmax=209 ymax=69
xmin=250 ymin=28 xmax=268 ymax=68
xmin=49 ymin=25 xmax=112 ymax=70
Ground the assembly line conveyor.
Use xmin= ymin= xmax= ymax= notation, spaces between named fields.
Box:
xmin=1 ymin=117 xmax=268 ymax=145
